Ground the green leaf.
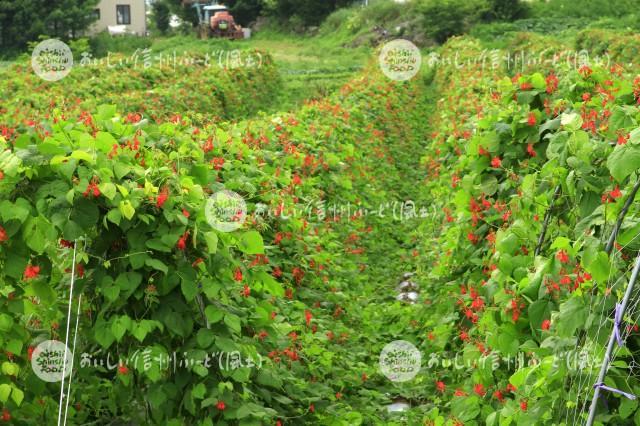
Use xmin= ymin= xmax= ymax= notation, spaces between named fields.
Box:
xmin=204 ymin=306 xmax=224 ymax=324
xmin=258 ymin=271 xmax=284 ymax=297
xmin=132 ymin=320 xmax=159 ymax=342
xmin=94 ymin=322 xmax=115 ymax=348
xmin=111 ymin=315 xmax=132 ymax=342
xmin=10 ymin=387 xmax=23 ymax=406
xmin=0 ymin=314 xmax=13 ymax=332
xmin=619 ymin=396 xmax=637 ymax=419
xmin=587 ymin=251 xmax=611 ymax=283
xmin=192 ymin=383 xmax=206 ymax=399
xmin=224 ymin=313 xmax=242 ymax=334
xmin=71 ymin=150 xmax=95 ymax=164
xmin=119 ymin=200 xmax=135 ymax=220
xmin=528 ymin=299 xmax=553 ymax=332
xmin=95 ymin=131 xmax=118 ymax=153
xmin=530 ymin=73 xmax=546 ymax=90
xmin=557 ymin=296 xmax=588 ymax=337
xmin=607 ymin=143 xmax=640 ymax=182
xmin=204 ymin=231 xmax=218 ymax=254
xmin=146 ymin=258 xmax=168 ymax=274
xmin=238 ymin=231 xmax=264 ymax=255
xmin=181 ymin=279 xmax=198 ymax=302
xmin=99 ymin=183 xmax=117 ymax=200
xmin=561 ymin=112 xmax=583 ymax=131
xmin=23 ymin=216 xmax=55 ymax=254
xmin=0 ymin=384 xmax=10 ymax=403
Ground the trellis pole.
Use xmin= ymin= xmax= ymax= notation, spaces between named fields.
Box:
xmin=585 ymin=251 xmax=640 ymax=425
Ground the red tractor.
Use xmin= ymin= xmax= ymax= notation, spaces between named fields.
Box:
xmin=184 ymin=2 xmax=245 ymax=39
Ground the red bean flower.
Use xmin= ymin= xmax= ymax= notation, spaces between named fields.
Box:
xmin=23 ymin=264 xmax=40 ymax=280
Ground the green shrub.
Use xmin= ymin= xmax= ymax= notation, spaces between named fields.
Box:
xmin=89 ymin=32 xmax=153 ymax=58
xmin=416 ymin=0 xmax=489 ymax=43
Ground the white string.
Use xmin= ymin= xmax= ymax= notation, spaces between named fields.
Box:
xmin=57 ymin=240 xmax=78 ymax=426
xmin=63 ymin=292 xmax=83 ymax=424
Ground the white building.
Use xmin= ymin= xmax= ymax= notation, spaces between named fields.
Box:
xmin=89 ymin=0 xmax=147 ymax=35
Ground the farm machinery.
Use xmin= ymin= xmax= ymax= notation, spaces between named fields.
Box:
xmin=183 ymin=1 xmax=246 ymax=39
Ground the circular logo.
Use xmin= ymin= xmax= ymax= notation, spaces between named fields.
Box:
xmin=205 ymin=190 xmax=247 ymax=232
xmin=31 ymin=340 xmax=73 ymax=382
xmin=378 ymin=39 xmax=421 ymax=81
xmin=379 ymin=340 xmax=421 ymax=382
xmin=31 ymin=39 xmax=73 ymax=82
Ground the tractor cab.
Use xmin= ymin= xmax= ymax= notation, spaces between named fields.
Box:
xmin=185 ymin=1 xmax=245 ymax=39
xmin=203 ymin=4 xmax=228 ymax=24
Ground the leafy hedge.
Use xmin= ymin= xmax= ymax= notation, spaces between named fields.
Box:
xmin=0 ymin=58 xmax=433 ymax=424
xmin=414 ymin=35 xmax=640 ymax=424
xmin=0 ymin=50 xmax=281 ymax=126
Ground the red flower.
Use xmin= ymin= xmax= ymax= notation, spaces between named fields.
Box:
xmin=618 ymin=134 xmax=630 ymax=145
xmin=541 ymin=319 xmax=551 ymax=330
xmin=27 ymin=346 xmax=35 ymax=361
xmin=546 ymin=74 xmax=559 ymax=93
xmin=177 ymin=231 xmax=189 ymax=251
xmin=309 ymin=404 xmax=315 ymax=413
xmin=156 ymin=187 xmax=169 ymax=208
xmin=527 ymin=112 xmax=537 ymax=126
xmin=467 ymin=232 xmax=478 ymax=244
xmin=582 ymin=93 xmax=591 ymax=102
xmin=1 ymin=408 xmax=10 ymax=422
xmin=474 ymin=383 xmax=486 ymax=397
xmin=82 ymin=182 xmax=101 ymax=198
xmin=0 ymin=225 xmax=6 ymax=243
xmin=242 ymin=284 xmax=250 ymax=297
xmin=211 ymin=157 xmax=225 ymax=170
xmin=234 ymin=267 xmax=243 ymax=282
xmin=216 ymin=401 xmax=226 ymax=411
xmin=436 ymin=381 xmax=446 ymax=393
xmin=60 ymin=239 xmax=75 ymax=249
xmin=305 ymin=309 xmax=312 ymax=327
xmin=182 ymin=208 xmax=190 ymax=218
xmin=520 ymin=400 xmax=528 ymax=411
xmin=610 ymin=186 xmax=622 ymax=199
xmin=292 ymin=174 xmax=302 ymax=186
xmin=23 ymin=264 xmax=40 ymax=280
xmin=506 ymin=383 xmax=517 ymax=393
xmin=335 ymin=392 xmax=342 ymax=399
xmin=527 ymin=143 xmax=537 ymax=157
xmin=117 ymin=364 xmax=129 ymax=375
xmin=272 ymin=266 xmax=282 ymax=278
xmin=493 ymin=390 xmax=504 ymax=402
xmin=556 ymin=250 xmax=569 ymax=264
xmin=454 ymin=389 xmax=467 ymax=397
xmin=491 ymin=157 xmax=502 ymax=168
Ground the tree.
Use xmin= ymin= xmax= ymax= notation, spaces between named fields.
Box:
xmin=226 ymin=0 xmax=264 ymax=26
xmin=483 ymin=0 xmax=529 ymax=21
xmin=152 ymin=0 xmax=172 ymax=35
xmin=417 ymin=0 xmax=490 ymax=43
xmin=264 ymin=0 xmax=352 ymax=27
xmin=0 ymin=0 xmax=99 ymax=54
